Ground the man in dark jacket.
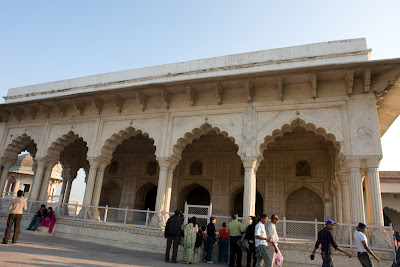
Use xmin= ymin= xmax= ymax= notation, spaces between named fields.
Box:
xmin=26 ymin=204 xmax=47 ymax=231
xmin=165 ymin=210 xmax=183 ymax=263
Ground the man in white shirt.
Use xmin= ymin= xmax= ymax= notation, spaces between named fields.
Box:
xmin=255 ymin=214 xmax=277 ymax=267
xmin=2 ymin=190 xmax=27 ymax=244
xmin=354 ymin=222 xmax=380 ymax=267
xmin=267 ymin=214 xmax=280 ymax=266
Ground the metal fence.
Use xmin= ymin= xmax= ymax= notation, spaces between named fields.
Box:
xmin=0 ymin=197 xmax=395 ymax=252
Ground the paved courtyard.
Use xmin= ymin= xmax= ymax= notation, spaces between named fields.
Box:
xmin=0 ymin=229 xmax=309 ymax=267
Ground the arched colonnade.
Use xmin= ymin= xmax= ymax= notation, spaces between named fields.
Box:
xmin=0 ymin=119 xmax=384 ymax=225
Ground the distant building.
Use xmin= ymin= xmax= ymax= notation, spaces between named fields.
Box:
xmin=3 ymin=154 xmax=62 ymax=198
xmin=380 ymin=171 xmax=400 ymax=231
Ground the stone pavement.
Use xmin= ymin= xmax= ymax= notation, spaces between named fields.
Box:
xmin=0 ymin=228 xmax=308 ymax=267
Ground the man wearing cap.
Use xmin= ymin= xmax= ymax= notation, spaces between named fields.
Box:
xmin=266 ymin=214 xmax=280 ymax=266
xmin=354 ymin=223 xmax=380 ymax=266
xmin=311 ymin=219 xmax=352 ymax=266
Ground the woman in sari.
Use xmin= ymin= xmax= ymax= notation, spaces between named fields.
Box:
xmin=183 ymin=217 xmax=198 ymax=264
xmin=40 ymin=207 xmax=55 ymax=233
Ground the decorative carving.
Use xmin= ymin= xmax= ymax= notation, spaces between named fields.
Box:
xmin=277 ymin=76 xmax=284 ymax=101
xmin=136 ymin=90 xmax=146 ymax=111
xmin=91 ymin=97 xmax=103 ymax=114
xmin=72 ymin=101 xmax=84 ymax=115
xmin=214 ymin=83 xmax=223 ymax=105
xmin=310 ymin=73 xmax=317 ymax=98
xmin=114 ymin=94 xmax=124 ymax=113
xmin=296 ymin=160 xmax=311 ymax=176
xmin=146 ymin=160 xmax=158 ymax=176
xmin=363 ymin=69 xmax=371 ymax=93
xmin=160 ymin=88 xmax=170 ymax=109
xmin=345 ymin=70 xmax=355 ymax=96
xmin=186 ymin=85 xmax=195 ymax=106
xmin=24 ymin=106 xmax=38 ymax=120
xmin=244 ymin=80 xmax=254 ymax=102
xmin=39 ymin=104 xmax=52 ymax=118
xmin=356 ymin=126 xmax=372 ymax=139
xmin=189 ymin=160 xmax=203 ymax=175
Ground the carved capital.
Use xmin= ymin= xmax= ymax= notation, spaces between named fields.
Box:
xmin=24 ymin=106 xmax=38 ymax=119
xmin=91 ymin=97 xmax=103 ymax=114
xmin=363 ymin=69 xmax=371 ymax=93
xmin=241 ymin=157 xmax=260 ymax=171
xmin=244 ymin=80 xmax=254 ymax=102
xmin=161 ymin=88 xmax=170 ymax=109
xmin=72 ymin=101 xmax=85 ymax=115
xmin=55 ymin=102 xmax=67 ymax=116
xmin=114 ymin=94 xmax=124 ymax=113
xmin=345 ymin=157 xmax=361 ymax=169
xmin=345 ymin=70 xmax=355 ymax=96
xmin=9 ymin=107 xmax=24 ymax=121
xmin=365 ymin=157 xmax=381 ymax=168
xmin=39 ymin=104 xmax=52 ymax=118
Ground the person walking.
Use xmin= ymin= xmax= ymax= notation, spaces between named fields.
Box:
xmin=354 ymin=223 xmax=380 ymax=267
xmin=266 ymin=214 xmax=280 ymax=266
xmin=2 ymin=190 xmax=27 ymax=244
xmin=255 ymin=214 xmax=277 ymax=267
xmin=164 ymin=210 xmax=183 ymax=263
xmin=310 ymin=219 xmax=352 ymax=267
xmin=205 ymin=217 xmax=217 ymax=264
xmin=26 ymin=204 xmax=47 ymax=231
xmin=183 ymin=217 xmax=198 ymax=264
xmin=244 ymin=216 xmax=258 ymax=267
xmin=218 ymin=222 xmax=229 ymax=264
xmin=227 ymin=214 xmax=245 ymax=267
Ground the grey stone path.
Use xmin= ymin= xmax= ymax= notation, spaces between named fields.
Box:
xmin=0 ymin=228 xmax=308 ymax=266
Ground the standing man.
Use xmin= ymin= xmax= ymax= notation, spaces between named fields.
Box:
xmin=266 ymin=214 xmax=280 ymax=266
xmin=227 ymin=214 xmax=245 ymax=267
xmin=2 ymin=190 xmax=27 ymax=244
xmin=354 ymin=223 xmax=380 ymax=266
xmin=255 ymin=214 xmax=277 ymax=267
xmin=310 ymin=219 xmax=352 ymax=266
xmin=205 ymin=217 xmax=217 ymax=264
xmin=164 ymin=210 xmax=183 ymax=263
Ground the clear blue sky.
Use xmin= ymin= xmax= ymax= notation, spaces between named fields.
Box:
xmin=2 ymin=1 xmax=400 ymax=200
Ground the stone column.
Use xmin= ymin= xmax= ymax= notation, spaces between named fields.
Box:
xmin=29 ymin=159 xmax=47 ymax=200
xmin=242 ymin=158 xmax=259 ymax=219
xmin=64 ymin=179 xmax=72 ymax=203
xmin=365 ymin=158 xmax=384 ymax=226
xmin=338 ymin=172 xmax=351 ymax=223
xmin=155 ymin=158 xmax=171 ymax=213
xmin=39 ymin=162 xmax=56 ymax=201
xmin=59 ymin=180 xmax=67 ymax=202
xmin=83 ymin=159 xmax=99 ymax=205
xmin=0 ymin=161 xmax=13 ymax=195
xmin=163 ymin=168 xmax=175 ymax=213
xmin=91 ymin=164 xmax=107 ymax=206
xmin=13 ymin=180 xmax=21 ymax=193
xmin=330 ymin=185 xmax=337 ymax=220
xmin=347 ymin=159 xmax=365 ymax=223
xmin=333 ymin=180 xmax=343 ymax=223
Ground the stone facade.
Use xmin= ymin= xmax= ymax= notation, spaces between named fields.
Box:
xmin=0 ymin=38 xmax=400 ymax=225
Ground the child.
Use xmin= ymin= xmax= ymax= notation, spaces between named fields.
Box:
xmin=218 ymin=222 xmax=229 ymax=263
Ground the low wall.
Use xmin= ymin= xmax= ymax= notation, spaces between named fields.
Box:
xmin=0 ymin=213 xmax=395 ymax=266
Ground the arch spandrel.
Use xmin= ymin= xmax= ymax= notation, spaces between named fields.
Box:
xmin=256 ymin=109 xmax=345 ymax=157
xmin=44 ymin=131 xmax=88 ymax=161
xmin=96 ymin=119 xmax=162 ymax=159
xmin=170 ymin=122 xmax=242 ymax=160
xmin=0 ymin=133 xmax=38 ymax=164
xmin=167 ymin=114 xmax=243 ymax=159
xmin=1 ymin=126 xmax=43 ymax=157
xmin=257 ymin=117 xmax=343 ymax=159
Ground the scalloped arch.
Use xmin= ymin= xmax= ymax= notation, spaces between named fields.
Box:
xmin=46 ymin=131 xmax=88 ymax=161
xmin=172 ymin=123 xmax=239 ymax=159
xmin=284 ymin=184 xmax=324 ymax=202
xmin=259 ymin=118 xmax=341 ymax=157
xmin=100 ymin=126 xmax=155 ymax=161
xmin=1 ymin=133 xmax=37 ymax=162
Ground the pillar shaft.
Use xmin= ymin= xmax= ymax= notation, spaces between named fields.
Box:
xmin=60 ymin=180 xmax=67 ymax=202
xmin=39 ymin=164 xmax=55 ymax=201
xmin=365 ymin=168 xmax=384 ymax=225
xmin=242 ymin=158 xmax=258 ymax=218
xmin=163 ymin=169 xmax=174 ymax=213
xmin=155 ymin=166 xmax=169 ymax=212
xmin=29 ymin=161 xmax=46 ymax=200
xmin=91 ymin=167 xmax=106 ymax=206
xmin=64 ymin=179 xmax=72 ymax=203
xmin=335 ymin=186 xmax=343 ymax=223
xmin=330 ymin=187 xmax=337 ymax=220
xmin=0 ymin=163 xmax=12 ymax=194
xmin=349 ymin=167 xmax=365 ymax=223
xmin=83 ymin=163 xmax=98 ymax=205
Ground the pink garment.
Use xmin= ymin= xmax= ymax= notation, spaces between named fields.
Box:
xmin=40 ymin=210 xmax=55 ymax=233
